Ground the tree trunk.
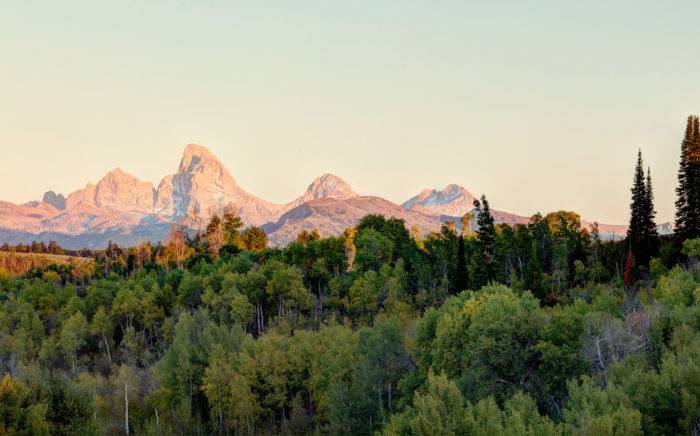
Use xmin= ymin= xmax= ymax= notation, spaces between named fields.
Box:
xmin=124 ymin=380 xmax=130 ymax=435
xmin=218 ymin=385 xmax=223 ymax=430
xmin=377 ymin=383 xmax=385 ymax=422
xmin=103 ymin=335 xmax=112 ymax=368
xmin=387 ymin=382 xmax=392 ymax=412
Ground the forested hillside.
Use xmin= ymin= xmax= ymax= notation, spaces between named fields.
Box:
xmin=0 ymin=206 xmax=698 ymax=435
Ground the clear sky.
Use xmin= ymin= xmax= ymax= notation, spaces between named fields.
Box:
xmin=1 ymin=1 xmax=699 ymax=224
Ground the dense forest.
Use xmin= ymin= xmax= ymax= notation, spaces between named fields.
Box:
xmin=0 ymin=115 xmax=699 ymax=435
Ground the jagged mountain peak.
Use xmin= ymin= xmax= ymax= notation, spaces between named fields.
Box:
xmin=402 ymin=183 xmax=475 ymax=217
xmin=442 ymin=183 xmax=467 ymax=193
xmin=42 ymin=191 xmax=66 ymax=210
xmin=92 ymin=167 xmax=154 ymax=212
xmin=99 ymin=167 xmax=140 ymax=182
xmin=60 ymin=165 xmax=155 ymax=212
xmin=177 ymin=143 xmax=230 ymax=176
xmin=182 ymin=143 xmax=217 ymax=160
xmin=414 ymin=183 xmax=469 ymax=199
xmin=305 ymin=173 xmax=357 ymax=199
xmin=0 ymin=144 xmax=670 ymax=248
xmin=283 ymin=173 xmax=358 ymax=212
xmin=106 ymin=166 xmax=126 ymax=175
xmin=153 ymin=143 xmax=282 ymax=224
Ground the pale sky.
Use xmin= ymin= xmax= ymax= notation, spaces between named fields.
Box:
xmin=2 ymin=1 xmax=699 ymax=224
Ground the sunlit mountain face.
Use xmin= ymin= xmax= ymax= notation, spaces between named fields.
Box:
xmin=0 ymin=144 xmax=669 ymax=249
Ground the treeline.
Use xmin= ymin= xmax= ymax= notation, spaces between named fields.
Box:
xmin=0 ymin=252 xmax=94 ymax=279
xmin=1 ymin=241 xmax=72 ymax=256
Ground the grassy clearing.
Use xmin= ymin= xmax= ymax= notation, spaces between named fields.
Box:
xmin=0 ymin=251 xmax=94 ymax=277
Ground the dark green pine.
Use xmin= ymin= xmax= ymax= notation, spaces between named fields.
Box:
xmin=471 ymin=195 xmax=498 ymax=288
xmin=676 ymin=115 xmax=700 ymax=241
xmin=628 ymin=150 xmax=648 ymax=266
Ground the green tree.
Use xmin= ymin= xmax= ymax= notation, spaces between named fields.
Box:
xmin=354 ymin=228 xmax=394 ymax=272
xmin=240 ymin=226 xmax=268 ymax=251
xmin=60 ymin=312 xmax=88 ymax=375
xmin=333 ymin=317 xmax=410 ymax=434
xmin=562 ymin=377 xmax=642 ymax=435
xmin=627 ymin=151 xmax=658 ymax=268
xmin=90 ymin=306 xmax=113 ymax=368
xmin=410 ymin=371 xmax=466 ymax=436
xmin=201 ymin=349 xmax=234 ymax=433
xmin=643 ymin=167 xmax=659 ymax=261
xmin=347 ymin=271 xmax=380 ymax=321
xmin=265 ymin=261 xmax=313 ymax=319
xmin=229 ymin=291 xmax=254 ymax=330
xmin=675 ymin=115 xmax=700 ymax=242
xmin=462 ymin=393 xmax=559 ymax=436
xmin=471 ymin=195 xmax=498 ymax=290
xmin=611 ymin=327 xmax=700 ymax=434
xmin=222 ymin=210 xmax=245 ymax=243
xmin=204 ymin=214 xmax=225 ymax=258
xmin=153 ymin=311 xmax=231 ymax=432
xmin=454 ymin=235 xmax=468 ymax=293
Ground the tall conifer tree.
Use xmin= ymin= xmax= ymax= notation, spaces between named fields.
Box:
xmin=644 ymin=167 xmax=659 ymax=260
xmin=628 ymin=150 xmax=647 ymax=265
xmin=470 ymin=195 xmax=497 ymax=288
xmin=692 ymin=116 xmax=700 ymax=237
xmin=628 ymin=151 xmax=657 ymax=267
xmin=675 ymin=115 xmax=700 ymax=241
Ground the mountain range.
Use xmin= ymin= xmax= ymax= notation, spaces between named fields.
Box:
xmin=0 ymin=144 xmax=667 ymax=249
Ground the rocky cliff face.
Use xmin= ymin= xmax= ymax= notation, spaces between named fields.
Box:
xmin=63 ymin=168 xmax=154 ymax=213
xmin=65 ymin=183 xmax=97 ymax=210
xmin=153 ymin=175 xmax=175 ymax=215
xmin=42 ymin=191 xmax=66 ymax=210
xmin=154 ymin=143 xmax=283 ymax=225
xmin=94 ymin=168 xmax=154 ymax=212
xmin=402 ymin=184 xmax=475 ymax=217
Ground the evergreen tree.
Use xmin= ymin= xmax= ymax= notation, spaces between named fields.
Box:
xmin=470 ymin=195 xmax=497 ymax=289
xmin=524 ymin=243 xmax=545 ymax=300
xmin=454 ymin=234 xmax=468 ymax=292
xmin=692 ymin=115 xmax=700 ymax=238
xmin=627 ymin=151 xmax=658 ymax=268
xmin=627 ymin=150 xmax=648 ymax=265
xmin=643 ymin=166 xmax=659 ymax=261
xmin=675 ymin=115 xmax=700 ymax=241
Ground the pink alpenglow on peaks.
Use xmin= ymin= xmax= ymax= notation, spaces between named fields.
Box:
xmin=402 ymin=184 xmax=476 ymax=217
xmin=0 ymin=143 xmax=670 ymax=249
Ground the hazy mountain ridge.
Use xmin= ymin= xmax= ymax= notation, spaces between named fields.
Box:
xmin=0 ymin=144 xmax=669 ymax=249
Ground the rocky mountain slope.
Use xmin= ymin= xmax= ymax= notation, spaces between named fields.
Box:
xmin=263 ymin=196 xmax=443 ymax=246
xmin=0 ymin=144 xmax=668 ymax=249
xmin=283 ymin=173 xmax=358 ymax=212
xmin=65 ymin=168 xmax=154 ymax=212
xmin=153 ymin=143 xmax=282 ymax=225
xmin=402 ymin=184 xmax=475 ymax=217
